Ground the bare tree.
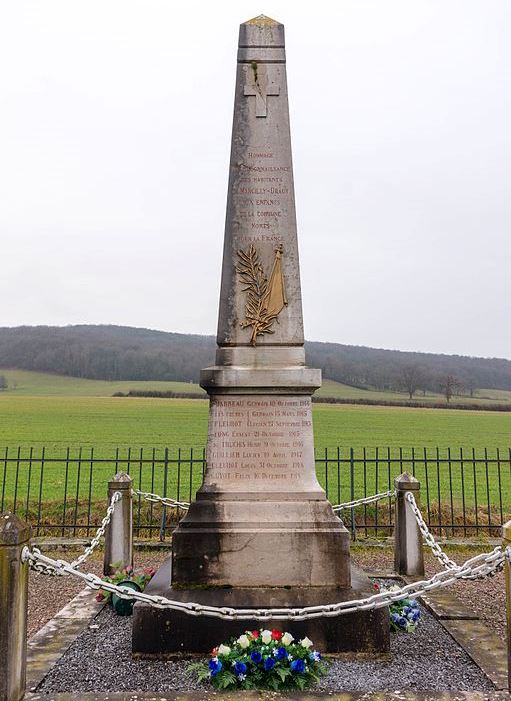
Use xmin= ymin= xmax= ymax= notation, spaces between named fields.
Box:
xmin=401 ymin=364 xmax=422 ymax=400
xmin=0 ymin=375 xmax=7 ymax=391
xmin=440 ymin=374 xmax=459 ymax=403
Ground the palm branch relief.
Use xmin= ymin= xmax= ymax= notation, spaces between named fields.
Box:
xmin=235 ymin=244 xmax=287 ymax=345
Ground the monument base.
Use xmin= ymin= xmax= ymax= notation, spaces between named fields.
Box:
xmin=132 ymin=557 xmax=389 ymax=656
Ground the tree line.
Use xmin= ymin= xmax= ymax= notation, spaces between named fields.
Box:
xmin=1 ymin=325 xmax=510 ymax=398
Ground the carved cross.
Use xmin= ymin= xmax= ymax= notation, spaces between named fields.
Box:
xmin=243 ymin=67 xmax=280 ymax=118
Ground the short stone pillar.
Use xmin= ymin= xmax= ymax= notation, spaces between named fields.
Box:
xmin=394 ymin=473 xmax=425 ymax=577
xmin=103 ymin=472 xmax=133 ymax=576
xmin=503 ymin=520 xmax=511 ymax=692
xmin=0 ymin=512 xmax=30 ymax=701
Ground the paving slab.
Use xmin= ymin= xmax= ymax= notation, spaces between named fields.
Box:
xmin=25 ymin=690 xmax=511 ymax=701
xmin=27 ymin=589 xmax=104 ymax=692
xmin=419 ymin=590 xmax=479 ymax=620
xmin=442 ymin=619 xmax=509 ymax=691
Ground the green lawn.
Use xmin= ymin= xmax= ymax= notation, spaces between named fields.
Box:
xmin=2 ymin=369 xmax=510 ymax=406
xmin=0 ymin=394 xmax=509 ymax=519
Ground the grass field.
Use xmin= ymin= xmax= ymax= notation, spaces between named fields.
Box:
xmin=2 ymin=369 xmax=510 ymax=406
xmin=0 ymin=370 xmax=509 ymax=528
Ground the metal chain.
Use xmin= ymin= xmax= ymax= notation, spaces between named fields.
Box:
xmin=405 ymin=491 xmax=504 ymax=579
xmin=29 ymin=491 xmax=122 ymax=576
xmin=22 ymin=543 xmax=508 ymax=621
xmin=132 ymin=489 xmax=190 ymax=510
xmin=133 ymin=487 xmax=394 ymax=513
xmin=69 ymin=491 xmax=122 ymax=569
xmin=405 ymin=491 xmax=458 ymax=569
xmin=332 ymin=489 xmax=395 ymax=512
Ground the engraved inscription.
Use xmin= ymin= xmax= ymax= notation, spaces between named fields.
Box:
xmin=205 ymin=396 xmax=314 ymax=489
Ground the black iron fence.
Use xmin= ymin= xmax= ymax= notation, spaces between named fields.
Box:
xmin=0 ymin=446 xmax=510 ymax=539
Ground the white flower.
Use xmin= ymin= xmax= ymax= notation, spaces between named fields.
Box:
xmin=261 ymin=629 xmax=272 ymax=644
xmin=238 ymin=674 xmax=246 ymax=681
xmin=281 ymin=632 xmax=294 ymax=646
xmin=237 ymin=634 xmax=250 ymax=649
xmin=217 ymin=644 xmax=231 ymax=655
xmin=287 ymin=654 xmax=293 ymax=661
xmin=300 ymin=636 xmax=313 ymax=649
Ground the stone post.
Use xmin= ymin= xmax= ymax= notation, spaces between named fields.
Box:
xmin=0 ymin=512 xmax=30 ymax=701
xmin=503 ymin=520 xmax=511 ymax=691
xmin=103 ymin=472 xmax=133 ymax=576
xmin=394 ymin=473 xmax=425 ymax=577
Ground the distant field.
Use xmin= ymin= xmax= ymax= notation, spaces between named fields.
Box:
xmin=1 ymin=394 xmax=510 ymax=452
xmin=0 ymin=369 xmax=202 ymax=397
xmin=1 ymin=384 xmax=510 ymax=523
xmin=1 ymin=369 xmax=510 ymax=406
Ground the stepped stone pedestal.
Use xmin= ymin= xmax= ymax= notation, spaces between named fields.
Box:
xmin=132 ymin=15 xmax=389 ymax=655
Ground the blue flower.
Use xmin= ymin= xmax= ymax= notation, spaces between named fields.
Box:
xmin=398 ymin=616 xmax=407 ymax=628
xmin=290 ymin=659 xmax=306 ymax=673
xmin=309 ymin=650 xmax=321 ymax=662
xmin=264 ymin=657 xmax=276 ymax=671
xmin=276 ymin=647 xmax=287 ymax=660
xmin=234 ymin=661 xmax=247 ymax=676
xmin=250 ymin=651 xmax=262 ymax=664
xmin=208 ymin=658 xmax=222 ymax=676
xmin=411 ymin=609 xmax=420 ymax=622
xmin=409 ymin=599 xmax=419 ymax=608
xmin=391 ymin=612 xmax=400 ymax=622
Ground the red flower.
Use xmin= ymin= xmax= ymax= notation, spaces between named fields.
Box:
xmin=95 ymin=592 xmax=105 ymax=602
xmin=251 ymin=630 xmax=259 ymax=639
xmin=373 ymin=582 xmax=380 ymax=592
xmin=271 ymin=630 xmax=283 ymax=640
xmin=211 ymin=646 xmax=219 ymax=656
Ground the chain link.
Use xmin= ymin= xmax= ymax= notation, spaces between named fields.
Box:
xmin=29 ymin=491 xmax=122 ymax=576
xmin=132 ymin=489 xmax=190 ymax=510
xmin=332 ymin=489 xmax=395 ymax=512
xmin=405 ymin=491 xmax=504 ymax=579
xmin=133 ymin=487 xmax=394 ymax=513
xmin=22 ymin=543 xmax=508 ymax=621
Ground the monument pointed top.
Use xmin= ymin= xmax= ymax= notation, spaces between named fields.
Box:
xmin=242 ymin=14 xmax=282 ymax=27
xmin=239 ymin=14 xmax=285 ymax=49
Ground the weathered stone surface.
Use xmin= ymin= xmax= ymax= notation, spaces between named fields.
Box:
xmin=136 ymin=14 xmax=384 ymax=655
xmin=0 ymin=512 xmax=30 ymax=701
xmin=26 ymin=589 xmax=104 ymax=693
xmin=172 ymin=394 xmax=350 ymax=588
xmin=25 ymin=691 xmax=511 ymax=701
xmin=442 ymin=619 xmax=508 ymax=691
xmin=394 ymin=474 xmax=425 ymax=577
xmin=133 ymin=558 xmax=389 ymax=654
xmin=103 ymin=472 xmax=133 ymax=576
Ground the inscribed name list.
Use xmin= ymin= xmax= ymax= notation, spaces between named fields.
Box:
xmin=205 ymin=395 xmax=317 ymax=493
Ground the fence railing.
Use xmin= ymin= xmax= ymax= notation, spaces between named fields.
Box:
xmin=0 ymin=446 xmax=509 ymax=539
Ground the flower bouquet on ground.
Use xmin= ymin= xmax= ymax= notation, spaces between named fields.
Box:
xmin=188 ymin=629 xmax=327 ymax=691
xmin=373 ymin=582 xmax=421 ymax=633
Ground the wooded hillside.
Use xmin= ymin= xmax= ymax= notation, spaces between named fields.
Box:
xmin=1 ymin=325 xmax=510 ymax=396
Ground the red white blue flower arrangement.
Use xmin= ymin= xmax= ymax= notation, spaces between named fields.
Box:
xmin=188 ymin=629 xmax=327 ymax=691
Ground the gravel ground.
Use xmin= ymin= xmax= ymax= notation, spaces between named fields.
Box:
xmin=28 ymin=545 xmax=506 ymax=642
xmin=36 ymin=586 xmax=494 ymax=693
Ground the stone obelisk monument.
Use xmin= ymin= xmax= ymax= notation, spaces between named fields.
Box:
xmin=133 ymin=15 xmax=388 ymax=654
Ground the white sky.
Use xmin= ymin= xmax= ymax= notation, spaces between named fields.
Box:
xmin=1 ymin=1 xmax=510 ymax=359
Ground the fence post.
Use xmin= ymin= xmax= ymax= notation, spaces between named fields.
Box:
xmin=394 ymin=472 xmax=425 ymax=577
xmin=103 ymin=472 xmax=133 ymax=576
xmin=0 ymin=512 xmax=30 ymax=701
xmin=503 ymin=519 xmax=511 ymax=692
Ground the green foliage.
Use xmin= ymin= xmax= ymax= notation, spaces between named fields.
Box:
xmin=96 ymin=562 xmax=156 ymax=603
xmin=188 ymin=629 xmax=327 ymax=691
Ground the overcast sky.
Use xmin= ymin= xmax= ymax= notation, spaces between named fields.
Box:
xmin=1 ymin=1 xmax=510 ymax=359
